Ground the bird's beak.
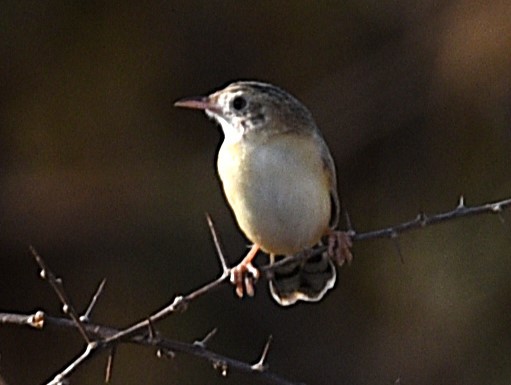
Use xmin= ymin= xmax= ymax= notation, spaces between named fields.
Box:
xmin=174 ymin=96 xmax=220 ymax=113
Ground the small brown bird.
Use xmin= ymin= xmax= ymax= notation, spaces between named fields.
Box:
xmin=175 ymin=81 xmax=351 ymax=305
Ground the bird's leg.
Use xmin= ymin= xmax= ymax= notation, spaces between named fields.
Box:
xmin=327 ymin=230 xmax=353 ymax=266
xmin=230 ymin=244 xmax=260 ymax=298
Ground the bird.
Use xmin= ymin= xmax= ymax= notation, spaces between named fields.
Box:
xmin=174 ymin=81 xmax=352 ymax=306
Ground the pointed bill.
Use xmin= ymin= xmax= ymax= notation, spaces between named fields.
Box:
xmin=174 ymin=96 xmax=212 ymax=110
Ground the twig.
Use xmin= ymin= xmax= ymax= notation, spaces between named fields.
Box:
xmin=80 ymin=278 xmax=106 ymax=322
xmin=47 ymin=343 xmax=95 ymax=385
xmin=23 ymin=217 xmax=256 ymax=384
xmin=101 ymin=275 xmax=229 ymax=345
xmin=29 ymin=246 xmax=91 ymax=344
xmin=251 ymin=335 xmax=273 ymax=372
xmin=194 ymin=327 xmax=218 ymax=349
xmin=105 ymin=347 xmax=116 ymax=383
xmin=39 ymin=273 xmax=232 ymax=384
xmin=263 ymin=196 xmax=511 ymax=274
xmin=101 ymin=217 xmax=232 ymax=344
xmin=206 ymin=212 xmax=229 ymax=274
xmin=0 ymin=312 xmax=301 ymax=385
xmin=351 ymin=196 xmax=511 ymax=241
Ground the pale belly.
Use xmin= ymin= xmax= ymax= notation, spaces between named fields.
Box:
xmin=217 ymin=134 xmax=331 ymax=255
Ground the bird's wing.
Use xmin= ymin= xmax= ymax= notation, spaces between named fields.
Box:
xmin=318 ymin=136 xmax=340 ymax=229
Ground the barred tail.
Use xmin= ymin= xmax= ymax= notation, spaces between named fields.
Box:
xmin=268 ymin=252 xmax=336 ymax=306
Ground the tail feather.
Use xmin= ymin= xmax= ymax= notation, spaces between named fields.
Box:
xmin=268 ymin=252 xmax=336 ymax=306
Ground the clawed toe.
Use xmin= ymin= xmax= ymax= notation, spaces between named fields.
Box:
xmin=230 ymin=262 xmax=260 ymax=298
xmin=327 ymin=231 xmax=353 ymax=266
xmin=229 ymin=244 xmax=260 ymax=298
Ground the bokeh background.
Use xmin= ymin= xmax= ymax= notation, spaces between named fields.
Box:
xmin=1 ymin=1 xmax=511 ymax=384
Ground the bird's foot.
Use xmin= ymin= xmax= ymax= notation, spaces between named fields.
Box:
xmin=229 ymin=244 xmax=260 ymax=298
xmin=327 ymin=230 xmax=353 ymax=266
xmin=230 ymin=261 xmax=260 ymax=298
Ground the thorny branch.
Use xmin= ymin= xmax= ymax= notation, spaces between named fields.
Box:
xmin=351 ymin=196 xmax=511 ymax=241
xmin=1 ymin=196 xmax=510 ymax=385
xmin=262 ymin=196 xmax=511 ymax=275
xmin=0 ymin=312 xmax=297 ymax=385
xmin=31 ymin=246 xmax=91 ymax=344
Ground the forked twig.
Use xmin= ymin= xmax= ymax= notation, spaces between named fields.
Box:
xmin=0 ymin=312 xmax=301 ymax=385
xmin=30 ymin=246 xmax=91 ymax=344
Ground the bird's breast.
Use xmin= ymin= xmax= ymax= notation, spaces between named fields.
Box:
xmin=217 ymin=133 xmax=331 ymax=255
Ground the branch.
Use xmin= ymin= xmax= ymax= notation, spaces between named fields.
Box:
xmin=25 ymin=222 xmax=295 ymax=385
xmin=0 ymin=312 xmax=301 ymax=385
xmin=351 ymin=196 xmax=511 ymax=241
xmin=262 ymin=196 xmax=511 ymax=274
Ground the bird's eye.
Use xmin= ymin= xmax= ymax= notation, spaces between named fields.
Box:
xmin=231 ymin=96 xmax=247 ymax=111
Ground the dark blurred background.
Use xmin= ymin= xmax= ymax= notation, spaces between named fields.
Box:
xmin=1 ymin=1 xmax=511 ymax=384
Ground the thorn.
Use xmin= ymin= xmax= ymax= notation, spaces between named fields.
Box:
xmin=496 ymin=211 xmax=511 ymax=233
xmin=88 ymin=340 xmax=99 ymax=350
xmin=251 ymin=335 xmax=273 ymax=372
xmin=193 ymin=327 xmax=218 ymax=348
xmin=147 ymin=318 xmax=156 ymax=340
xmin=80 ymin=278 xmax=107 ymax=322
xmin=62 ymin=304 xmax=69 ymax=314
xmin=344 ymin=210 xmax=355 ymax=233
xmin=492 ymin=203 xmax=502 ymax=213
xmin=39 ymin=269 xmax=47 ymax=279
xmin=171 ymin=295 xmax=188 ymax=313
xmin=49 ymin=375 xmax=69 ymax=385
xmin=457 ymin=195 xmax=465 ymax=209
xmin=205 ymin=213 xmax=229 ymax=274
xmin=416 ymin=212 xmax=427 ymax=226
xmin=213 ymin=360 xmax=228 ymax=377
xmin=156 ymin=348 xmax=176 ymax=359
xmin=105 ymin=346 xmax=116 ymax=383
xmin=391 ymin=235 xmax=405 ymax=264
xmin=27 ymin=310 xmax=45 ymax=329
